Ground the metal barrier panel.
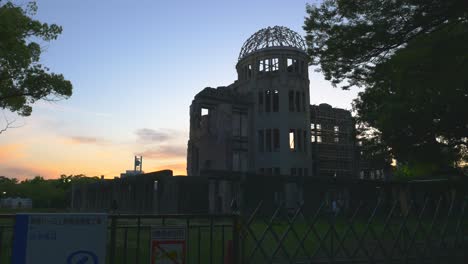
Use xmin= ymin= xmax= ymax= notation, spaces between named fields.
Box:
xmin=107 ymin=214 xmax=236 ymax=264
xmin=238 ymin=194 xmax=468 ymax=264
xmin=0 ymin=214 xmax=237 ymax=264
xmin=0 ymin=181 xmax=467 ymax=264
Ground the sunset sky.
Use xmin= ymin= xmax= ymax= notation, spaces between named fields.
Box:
xmin=0 ymin=0 xmax=359 ymax=179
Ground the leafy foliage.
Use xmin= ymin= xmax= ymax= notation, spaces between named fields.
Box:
xmin=0 ymin=1 xmax=72 ymax=117
xmin=355 ymin=24 xmax=468 ymax=174
xmin=356 ymin=125 xmax=393 ymax=172
xmin=0 ymin=174 xmax=100 ymax=209
xmin=304 ymin=0 xmax=468 ymax=177
xmin=304 ymin=0 xmax=467 ymax=89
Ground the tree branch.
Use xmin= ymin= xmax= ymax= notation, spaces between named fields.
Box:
xmin=0 ymin=112 xmax=23 ymax=134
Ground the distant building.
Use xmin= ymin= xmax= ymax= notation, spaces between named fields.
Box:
xmin=71 ymin=170 xmax=210 ymax=214
xmin=310 ymin=103 xmax=357 ymax=179
xmin=120 ymin=170 xmax=144 ymax=178
xmin=120 ymin=156 xmax=144 ymax=178
xmin=0 ymin=197 xmax=32 ymax=209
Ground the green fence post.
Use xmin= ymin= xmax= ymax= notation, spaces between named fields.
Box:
xmin=109 ymin=215 xmax=117 ymax=264
xmin=232 ymin=215 xmax=240 ymax=264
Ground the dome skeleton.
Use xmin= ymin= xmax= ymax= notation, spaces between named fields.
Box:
xmin=238 ymin=26 xmax=307 ymax=60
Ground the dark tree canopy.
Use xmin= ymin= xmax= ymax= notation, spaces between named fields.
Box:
xmin=304 ymin=0 xmax=468 ymax=177
xmin=0 ymin=174 xmax=100 ymax=209
xmin=0 ymin=1 xmax=72 ymax=117
xmin=304 ymin=0 xmax=467 ymax=89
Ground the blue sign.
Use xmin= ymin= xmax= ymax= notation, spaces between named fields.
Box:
xmin=12 ymin=214 xmax=107 ymax=264
xmin=67 ymin=250 xmax=98 ymax=264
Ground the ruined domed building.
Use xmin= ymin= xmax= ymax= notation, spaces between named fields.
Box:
xmin=188 ymin=26 xmax=312 ymax=177
xmin=187 ymin=26 xmax=364 ymax=180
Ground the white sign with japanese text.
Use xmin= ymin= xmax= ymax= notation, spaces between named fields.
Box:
xmin=151 ymin=226 xmax=186 ymax=264
xmin=12 ymin=213 xmax=107 ymax=264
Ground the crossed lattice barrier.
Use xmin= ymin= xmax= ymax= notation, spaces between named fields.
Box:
xmin=239 ymin=194 xmax=467 ymax=264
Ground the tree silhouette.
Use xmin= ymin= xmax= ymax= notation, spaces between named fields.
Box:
xmin=304 ymin=0 xmax=468 ymax=177
xmin=0 ymin=1 xmax=72 ymax=133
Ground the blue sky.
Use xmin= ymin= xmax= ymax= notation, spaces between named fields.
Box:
xmin=0 ymin=0 xmax=359 ymax=179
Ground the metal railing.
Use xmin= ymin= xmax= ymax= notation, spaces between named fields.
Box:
xmin=0 ymin=183 xmax=467 ymax=264
xmin=0 ymin=214 xmax=239 ymax=264
xmin=238 ymin=194 xmax=468 ymax=263
xmin=106 ymin=214 xmax=238 ymax=264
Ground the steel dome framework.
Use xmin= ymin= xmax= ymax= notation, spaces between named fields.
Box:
xmin=238 ymin=26 xmax=307 ymax=60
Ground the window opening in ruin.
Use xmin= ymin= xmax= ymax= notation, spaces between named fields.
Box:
xmin=289 ymin=91 xmax=294 ymax=112
xmin=201 ymin=108 xmax=209 ymax=116
xmin=240 ymin=151 xmax=247 ymax=172
xmin=274 ymin=168 xmax=280 ymax=175
xmin=316 ymin=124 xmax=322 ymax=130
xmin=259 ymin=60 xmax=265 ymax=72
xmin=334 ymin=126 xmax=339 ymax=132
xmin=240 ymin=113 xmax=248 ymax=137
xmin=297 ymin=129 xmax=302 ymax=151
xmin=204 ymin=160 xmax=212 ymax=169
xmin=258 ymin=91 xmax=263 ymax=112
xmin=265 ymin=59 xmax=271 ymax=72
xmin=273 ymin=128 xmax=280 ymax=151
xmin=273 ymin=90 xmax=279 ymax=112
xmin=287 ymin=58 xmax=296 ymax=72
xmin=289 ymin=129 xmax=295 ymax=150
xmin=302 ymin=92 xmax=306 ymax=112
xmin=248 ymin=64 xmax=252 ymax=78
xmin=258 ymin=130 xmax=264 ymax=152
xmin=311 ymin=135 xmax=316 ymax=142
xmin=311 ymin=123 xmax=315 ymax=130
xmin=317 ymin=135 xmax=322 ymax=143
xmin=153 ymin=180 xmax=158 ymax=191
xmin=293 ymin=59 xmax=300 ymax=72
xmin=295 ymin=91 xmax=300 ymax=112
xmin=291 ymin=168 xmax=297 ymax=176
xmin=266 ymin=129 xmax=272 ymax=152
xmin=233 ymin=113 xmax=240 ymax=137
xmin=334 ymin=137 xmax=339 ymax=143
xmin=271 ymin=58 xmax=279 ymax=72
xmin=232 ymin=153 xmax=239 ymax=171
xmin=265 ymin=90 xmax=271 ymax=112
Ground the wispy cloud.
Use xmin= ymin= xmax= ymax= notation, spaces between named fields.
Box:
xmin=67 ymin=136 xmax=108 ymax=145
xmin=0 ymin=165 xmax=59 ymax=180
xmin=135 ymin=128 xmax=184 ymax=143
xmin=137 ymin=145 xmax=186 ymax=160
